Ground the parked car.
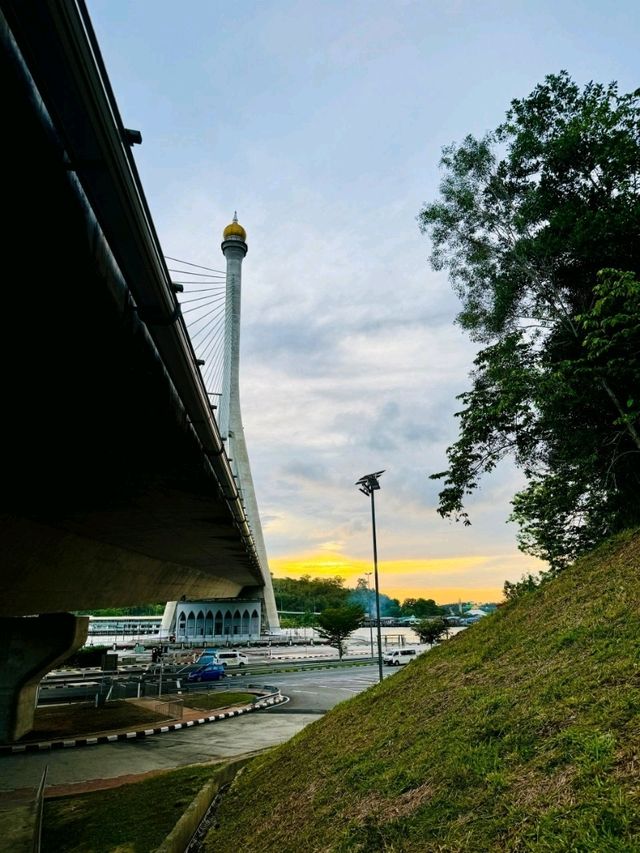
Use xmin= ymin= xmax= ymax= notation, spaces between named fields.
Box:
xmin=383 ymin=648 xmax=419 ymax=666
xmin=215 ymin=650 xmax=249 ymax=668
xmin=186 ymin=663 xmax=226 ymax=683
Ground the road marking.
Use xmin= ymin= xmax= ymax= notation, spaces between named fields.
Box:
xmin=316 ymin=685 xmax=360 ymax=692
xmin=292 ymin=690 xmax=319 ymax=695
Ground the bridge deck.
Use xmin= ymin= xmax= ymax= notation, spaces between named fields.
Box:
xmin=2 ymin=1 xmax=266 ymax=614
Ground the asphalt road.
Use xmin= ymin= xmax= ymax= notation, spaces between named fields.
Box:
xmin=257 ymin=663 xmax=393 ymax=713
xmin=1 ymin=664 xmax=396 ymax=791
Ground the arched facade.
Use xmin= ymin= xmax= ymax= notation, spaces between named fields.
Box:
xmin=174 ymin=600 xmax=262 ymax=641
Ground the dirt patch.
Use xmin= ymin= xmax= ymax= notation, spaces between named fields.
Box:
xmin=507 ymin=766 xmax=577 ymax=810
xmin=349 ymin=781 xmax=436 ymax=823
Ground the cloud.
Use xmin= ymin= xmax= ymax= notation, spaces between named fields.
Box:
xmin=86 ymin=0 xmax=637 ymax=601
xmin=270 ymin=549 xmax=541 ymax=603
xmin=280 ymin=459 xmax=329 ymax=484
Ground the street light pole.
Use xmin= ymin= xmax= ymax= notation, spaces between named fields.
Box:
xmin=365 ymin=571 xmax=374 ymax=660
xmin=356 ymin=470 xmax=385 ymax=684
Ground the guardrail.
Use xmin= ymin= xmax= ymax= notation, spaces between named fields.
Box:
xmin=33 ymin=765 xmax=47 ymax=853
xmin=37 ymin=657 xmax=377 ymax=705
xmin=246 ymin=685 xmax=280 ymax=702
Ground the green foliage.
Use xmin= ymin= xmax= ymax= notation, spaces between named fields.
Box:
xmin=274 ymin=575 xmax=408 ymax=620
xmin=315 ymin=605 xmax=365 ymax=659
xmin=272 ymin=575 xmax=349 ymax=614
xmin=207 ymin=530 xmax=640 ymax=852
xmin=401 ymin=597 xmax=445 ymax=617
xmin=75 ymin=603 xmax=165 ymax=616
xmin=419 ymin=72 xmax=640 ymax=568
xmin=414 ymin=617 xmax=448 ymax=644
xmin=351 ymin=577 xmax=402 ymax=617
xmin=387 ymin=598 xmax=402 ymax=617
xmin=577 ymin=268 xmax=640 ymax=431
xmin=503 ymin=572 xmax=544 ymax=601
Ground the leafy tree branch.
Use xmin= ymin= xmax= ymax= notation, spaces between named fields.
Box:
xmin=419 ymin=72 xmax=640 ymax=567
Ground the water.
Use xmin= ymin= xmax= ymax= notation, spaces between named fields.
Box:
xmin=280 ymin=625 xmax=466 ymax=652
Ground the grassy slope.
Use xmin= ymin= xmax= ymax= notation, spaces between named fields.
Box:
xmin=209 ymin=531 xmax=640 ymax=852
xmin=43 ymin=764 xmax=216 ymax=853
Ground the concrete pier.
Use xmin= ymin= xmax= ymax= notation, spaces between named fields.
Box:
xmin=0 ymin=614 xmax=88 ymax=743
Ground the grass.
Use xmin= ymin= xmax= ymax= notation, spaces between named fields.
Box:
xmin=183 ymin=691 xmax=256 ymax=711
xmin=23 ymin=701 xmax=168 ymax=741
xmin=42 ymin=764 xmax=218 ymax=853
xmin=206 ymin=529 xmax=640 ymax=852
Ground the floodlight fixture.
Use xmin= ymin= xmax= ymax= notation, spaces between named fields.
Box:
xmin=355 ymin=470 xmax=385 ymax=492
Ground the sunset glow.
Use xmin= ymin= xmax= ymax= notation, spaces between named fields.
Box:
xmin=270 ymin=550 xmax=542 ymax=604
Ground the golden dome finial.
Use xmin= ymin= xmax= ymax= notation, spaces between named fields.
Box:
xmin=223 ymin=212 xmax=246 ymax=241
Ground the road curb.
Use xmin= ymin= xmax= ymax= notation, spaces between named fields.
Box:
xmin=0 ymin=694 xmax=285 ymax=755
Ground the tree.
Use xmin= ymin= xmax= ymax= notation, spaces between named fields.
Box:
xmin=419 ymin=72 xmax=640 ymax=569
xmin=75 ymin=603 xmax=164 ymax=616
xmin=502 ymin=573 xmax=543 ymax=602
xmin=271 ymin=575 xmax=349 ymax=614
xmin=415 ymin=617 xmax=448 ymax=646
xmin=315 ymin=605 xmax=365 ymax=659
xmin=401 ymin=597 xmax=444 ymax=617
xmin=350 ymin=578 xmax=400 ymax=618
xmin=386 ymin=598 xmax=402 ymax=618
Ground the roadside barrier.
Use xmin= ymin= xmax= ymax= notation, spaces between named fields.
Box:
xmin=33 ymin=765 xmax=48 ymax=853
xmin=0 ymin=688 xmax=284 ymax=755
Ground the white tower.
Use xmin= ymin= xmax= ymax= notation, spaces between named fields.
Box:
xmin=219 ymin=214 xmax=279 ymax=631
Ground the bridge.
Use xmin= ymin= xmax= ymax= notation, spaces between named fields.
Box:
xmin=1 ymin=0 xmax=278 ymax=741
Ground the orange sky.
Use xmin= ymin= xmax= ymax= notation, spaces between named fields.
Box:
xmin=269 ymin=550 xmax=542 ymax=605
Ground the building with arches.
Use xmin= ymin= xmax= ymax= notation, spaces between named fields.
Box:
xmin=165 ymin=599 xmax=261 ymax=642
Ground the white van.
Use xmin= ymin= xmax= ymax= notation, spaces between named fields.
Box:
xmin=215 ymin=650 xmax=249 ymax=668
xmin=383 ymin=648 xmax=418 ymax=666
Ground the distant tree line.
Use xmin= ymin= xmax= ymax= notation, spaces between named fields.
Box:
xmin=273 ymin=575 xmax=445 ymax=626
xmin=272 ymin=574 xmax=349 ymax=616
xmin=75 ymin=604 xmax=165 ymax=617
xmin=75 ymin=580 xmax=447 ymax=625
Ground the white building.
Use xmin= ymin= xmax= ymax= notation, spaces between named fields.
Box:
xmin=165 ymin=599 xmax=262 ymax=642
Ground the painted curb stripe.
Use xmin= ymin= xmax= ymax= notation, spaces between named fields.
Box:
xmin=0 ymin=692 xmax=282 ymax=753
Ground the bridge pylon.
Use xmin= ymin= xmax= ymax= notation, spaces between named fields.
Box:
xmin=219 ymin=215 xmax=280 ymax=631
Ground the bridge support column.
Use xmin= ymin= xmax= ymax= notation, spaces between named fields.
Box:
xmin=0 ymin=613 xmax=88 ymax=743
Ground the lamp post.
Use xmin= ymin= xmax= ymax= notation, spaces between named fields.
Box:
xmin=356 ymin=470 xmax=385 ymax=683
xmin=364 ymin=571 xmax=374 ymax=660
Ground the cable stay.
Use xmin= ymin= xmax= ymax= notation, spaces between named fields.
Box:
xmin=165 ymin=255 xmax=226 ymax=274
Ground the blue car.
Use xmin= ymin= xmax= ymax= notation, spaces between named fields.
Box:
xmin=186 ymin=662 xmax=226 ymax=683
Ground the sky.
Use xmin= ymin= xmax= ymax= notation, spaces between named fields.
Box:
xmin=88 ymin=0 xmax=639 ymax=604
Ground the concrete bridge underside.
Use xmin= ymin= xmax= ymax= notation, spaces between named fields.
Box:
xmin=2 ymin=6 xmax=265 ymax=616
xmin=0 ymin=2 xmax=272 ymax=740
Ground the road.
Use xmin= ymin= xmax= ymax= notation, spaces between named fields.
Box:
xmin=261 ymin=664 xmax=393 ymax=714
xmin=36 ymin=657 xmax=378 ymax=704
xmin=1 ymin=664 xmax=396 ymax=791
